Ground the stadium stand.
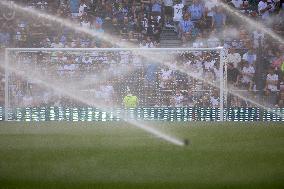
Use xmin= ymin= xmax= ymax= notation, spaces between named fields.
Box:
xmin=0 ymin=0 xmax=283 ymax=108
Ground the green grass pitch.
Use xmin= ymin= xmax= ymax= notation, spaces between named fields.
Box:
xmin=0 ymin=122 xmax=283 ymax=189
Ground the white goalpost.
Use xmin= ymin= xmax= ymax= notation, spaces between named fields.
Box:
xmin=4 ymin=47 xmax=226 ymax=121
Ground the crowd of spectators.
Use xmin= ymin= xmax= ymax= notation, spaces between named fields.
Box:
xmin=8 ymin=50 xmax=222 ymax=108
xmin=0 ymin=0 xmax=283 ymax=108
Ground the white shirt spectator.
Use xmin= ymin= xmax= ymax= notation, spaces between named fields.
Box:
xmin=145 ymin=41 xmax=154 ymax=48
xmin=71 ymin=40 xmax=77 ymax=48
xmin=78 ymin=3 xmax=87 ymax=17
xmin=63 ymin=63 xmax=78 ymax=75
xmin=15 ymin=32 xmax=22 ymax=41
xmin=173 ymin=3 xmax=184 ymax=21
xmin=173 ymin=93 xmax=184 ymax=107
xmin=51 ymin=42 xmax=64 ymax=48
xmin=258 ymin=0 xmax=274 ymax=20
xmin=159 ymin=68 xmax=173 ymax=88
xmin=141 ymin=17 xmax=149 ymax=29
xmin=204 ymin=60 xmax=216 ymax=70
xmin=253 ymin=30 xmax=265 ymax=48
xmin=231 ymin=0 xmax=243 ymax=8
xmin=210 ymin=96 xmax=219 ymax=108
xmin=266 ymin=73 xmax=279 ymax=92
xmin=120 ymin=51 xmax=131 ymax=64
xmin=81 ymin=20 xmax=91 ymax=28
xmin=227 ymin=52 xmax=241 ymax=68
xmin=241 ymin=65 xmax=255 ymax=83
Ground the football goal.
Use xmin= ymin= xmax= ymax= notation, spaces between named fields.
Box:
xmin=4 ymin=47 xmax=226 ymax=121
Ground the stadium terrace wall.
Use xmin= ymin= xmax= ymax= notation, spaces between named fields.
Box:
xmin=0 ymin=107 xmax=283 ymax=122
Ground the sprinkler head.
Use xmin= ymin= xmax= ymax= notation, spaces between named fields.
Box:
xmin=184 ymin=139 xmax=190 ymax=146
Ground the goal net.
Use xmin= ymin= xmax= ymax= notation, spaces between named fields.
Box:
xmin=4 ymin=48 xmax=225 ymax=121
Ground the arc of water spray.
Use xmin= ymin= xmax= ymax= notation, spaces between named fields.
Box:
xmin=1 ymin=59 xmax=185 ymax=146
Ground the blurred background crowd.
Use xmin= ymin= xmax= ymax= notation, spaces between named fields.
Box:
xmin=0 ymin=0 xmax=283 ymax=108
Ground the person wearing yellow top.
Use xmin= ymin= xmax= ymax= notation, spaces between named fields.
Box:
xmin=281 ymin=61 xmax=284 ymax=73
xmin=123 ymin=93 xmax=138 ymax=108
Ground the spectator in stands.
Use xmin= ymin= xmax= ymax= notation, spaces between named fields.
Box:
xmin=210 ymin=90 xmax=219 ymax=108
xmin=171 ymin=90 xmax=184 ymax=107
xmin=101 ymin=81 xmax=115 ymax=106
xmin=51 ymin=37 xmax=64 ymax=48
xmin=159 ymin=66 xmax=174 ymax=89
xmin=278 ymin=74 xmax=284 ymax=107
xmin=242 ymin=47 xmax=257 ymax=65
xmin=141 ymin=13 xmax=149 ymax=36
xmin=227 ymin=63 xmax=240 ymax=86
xmin=230 ymin=0 xmax=244 ymax=9
xmin=78 ymin=0 xmax=88 ymax=17
xmin=212 ymin=6 xmax=226 ymax=32
xmin=173 ymin=0 xmax=184 ymax=23
xmin=240 ymin=61 xmax=255 ymax=91
xmin=187 ymin=0 xmax=205 ymax=22
xmin=0 ymin=28 xmax=10 ymax=48
xmin=81 ymin=14 xmax=91 ymax=28
xmin=272 ymin=51 xmax=284 ymax=70
xmin=145 ymin=62 xmax=158 ymax=86
xmin=247 ymin=0 xmax=260 ymax=12
xmin=252 ymin=29 xmax=265 ymax=49
xmin=120 ymin=17 xmax=131 ymax=40
xmin=258 ymin=0 xmax=275 ymax=21
xmin=152 ymin=0 xmax=162 ymax=15
xmin=179 ymin=13 xmax=195 ymax=44
xmin=265 ymin=67 xmax=279 ymax=105
xmin=204 ymin=0 xmax=219 ymax=17
xmin=227 ymin=47 xmax=242 ymax=68
xmin=70 ymin=0 xmax=80 ymax=18
xmin=164 ymin=0 xmax=174 ymax=27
